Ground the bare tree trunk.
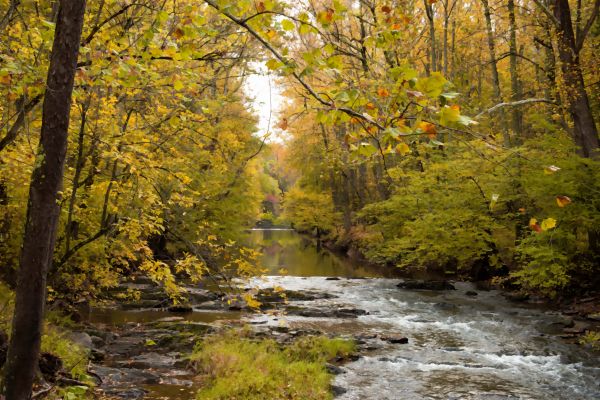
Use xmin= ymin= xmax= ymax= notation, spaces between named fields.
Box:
xmin=551 ymin=0 xmax=599 ymax=158
xmin=424 ymin=0 xmax=437 ymax=73
xmin=3 ymin=1 xmax=86 ymax=398
xmin=481 ymin=0 xmax=510 ymax=146
xmin=507 ymin=0 xmax=523 ymax=139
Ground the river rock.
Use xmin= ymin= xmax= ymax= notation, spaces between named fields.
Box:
xmin=39 ymin=352 xmax=63 ymax=382
xmin=586 ymin=312 xmax=600 ymax=321
xmin=326 ymin=277 xmax=341 ymax=280
xmin=503 ymin=292 xmax=530 ymax=302
xmin=380 ymin=335 xmax=409 ymax=344
xmin=91 ymin=365 xmax=161 ymax=385
xmin=68 ymin=331 xmax=93 ymax=350
xmin=102 ymin=388 xmax=147 ymax=399
xmin=326 ymin=363 xmax=345 ymax=375
xmin=167 ymin=305 xmax=193 ymax=313
xmin=466 ymin=291 xmax=478 ymax=296
xmin=396 ymin=280 xmax=456 ymax=291
xmin=433 ymin=302 xmax=459 ymax=311
xmin=331 ymin=385 xmax=347 ymax=396
xmin=125 ymin=352 xmax=178 ymax=369
xmin=563 ymin=321 xmax=591 ymax=334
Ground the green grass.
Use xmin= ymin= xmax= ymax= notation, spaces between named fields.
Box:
xmin=190 ymin=330 xmax=356 ymax=400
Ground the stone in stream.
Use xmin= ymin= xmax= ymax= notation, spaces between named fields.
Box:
xmin=380 ymin=335 xmax=409 ymax=344
xmin=91 ymin=364 xmax=161 ymax=385
xmin=433 ymin=302 xmax=459 ymax=311
xmin=124 ymin=352 xmax=178 ymax=369
xmin=586 ymin=312 xmax=600 ymax=321
xmin=102 ymin=388 xmax=147 ymax=400
xmin=331 ymin=385 xmax=347 ymax=396
xmin=396 ymin=280 xmax=456 ymax=291
xmin=326 ymin=277 xmax=341 ymax=280
xmin=466 ymin=290 xmax=478 ymax=296
xmin=68 ymin=331 xmax=93 ymax=350
xmin=326 ymin=363 xmax=345 ymax=375
xmin=167 ymin=305 xmax=193 ymax=313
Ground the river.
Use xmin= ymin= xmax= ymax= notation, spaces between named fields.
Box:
xmin=89 ymin=228 xmax=600 ymax=399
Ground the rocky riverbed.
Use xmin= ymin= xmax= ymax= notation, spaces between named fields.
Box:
xmin=68 ymin=273 xmax=600 ymax=400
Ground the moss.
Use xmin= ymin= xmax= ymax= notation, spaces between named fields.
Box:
xmin=190 ymin=330 xmax=355 ymax=400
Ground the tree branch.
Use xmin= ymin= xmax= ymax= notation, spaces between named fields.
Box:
xmin=531 ymin=0 xmax=560 ymax=26
xmin=0 ymin=94 xmax=43 ymax=153
xmin=202 ymin=0 xmax=385 ymax=130
xmin=575 ymin=0 xmax=600 ymax=52
xmin=0 ymin=0 xmax=19 ymax=32
xmin=476 ymin=98 xmax=557 ymax=118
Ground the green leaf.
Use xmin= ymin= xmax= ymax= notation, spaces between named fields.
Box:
xmin=281 ymin=19 xmax=295 ymax=31
xmin=266 ymin=59 xmax=284 ymax=70
xmin=415 ymin=72 xmax=447 ymax=98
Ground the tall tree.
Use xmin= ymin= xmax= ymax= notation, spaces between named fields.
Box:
xmin=536 ymin=0 xmax=600 ymax=157
xmin=3 ymin=0 xmax=87 ymax=398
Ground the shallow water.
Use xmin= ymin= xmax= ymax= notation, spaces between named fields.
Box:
xmin=245 ymin=230 xmax=600 ymax=400
xmin=248 ymin=276 xmax=600 ymax=399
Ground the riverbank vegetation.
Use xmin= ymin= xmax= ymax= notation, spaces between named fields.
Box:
xmin=191 ymin=330 xmax=355 ymax=399
xmin=0 ymin=0 xmax=599 ymax=398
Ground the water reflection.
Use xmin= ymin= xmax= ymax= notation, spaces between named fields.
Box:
xmin=245 ymin=229 xmax=394 ymax=278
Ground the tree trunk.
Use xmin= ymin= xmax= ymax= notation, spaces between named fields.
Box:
xmin=3 ymin=1 xmax=86 ymax=398
xmin=507 ymin=0 xmax=523 ymax=139
xmin=552 ymin=0 xmax=599 ymax=158
xmin=424 ymin=0 xmax=436 ymax=74
xmin=481 ymin=0 xmax=510 ymax=146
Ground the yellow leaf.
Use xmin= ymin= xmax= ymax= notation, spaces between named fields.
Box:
xmin=173 ymin=80 xmax=184 ymax=91
xmin=541 ymin=218 xmax=556 ymax=231
xmin=556 ymin=195 xmax=571 ymax=208
xmin=396 ymin=142 xmax=410 ymax=156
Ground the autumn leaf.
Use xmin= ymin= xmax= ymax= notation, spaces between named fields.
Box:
xmin=396 ymin=142 xmax=410 ymax=156
xmin=529 ymin=218 xmax=542 ymax=233
xmin=377 ymin=87 xmax=390 ymax=98
xmin=541 ymin=218 xmax=557 ymax=231
xmin=391 ymin=23 xmax=401 ymax=30
xmin=277 ymin=118 xmax=288 ymax=130
xmin=381 ymin=5 xmax=392 ymax=13
xmin=256 ymin=2 xmax=266 ymax=12
xmin=418 ymin=121 xmax=437 ymax=137
xmin=556 ymin=196 xmax=571 ymax=207
xmin=172 ymin=28 xmax=184 ymax=39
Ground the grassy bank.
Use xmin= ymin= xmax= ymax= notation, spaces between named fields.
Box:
xmin=190 ymin=330 xmax=355 ymax=400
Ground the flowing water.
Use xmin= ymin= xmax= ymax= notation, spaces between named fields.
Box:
xmin=245 ymin=229 xmax=600 ymax=400
xmin=90 ymin=229 xmax=600 ymax=399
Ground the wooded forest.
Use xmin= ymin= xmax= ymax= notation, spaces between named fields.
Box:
xmin=0 ymin=0 xmax=599 ymax=399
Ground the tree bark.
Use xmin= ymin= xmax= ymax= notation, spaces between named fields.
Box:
xmin=551 ymin=0 xmax=599 ymax=158
xmin=424 ymin=0 xmax=437 ymax=74
xmin=481 ymin=0 xmax=510 ymax=146
xmin=3 ymin=1 xmax=86 ymax=398
xmin=507 ymin=0 xmax=523 ymax=139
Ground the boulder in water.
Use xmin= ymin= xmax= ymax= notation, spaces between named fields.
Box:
xmin=466 ymin=290 xmax=478 ymax=296
xmin=380 ymin=335 xmax=409 ymax=344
